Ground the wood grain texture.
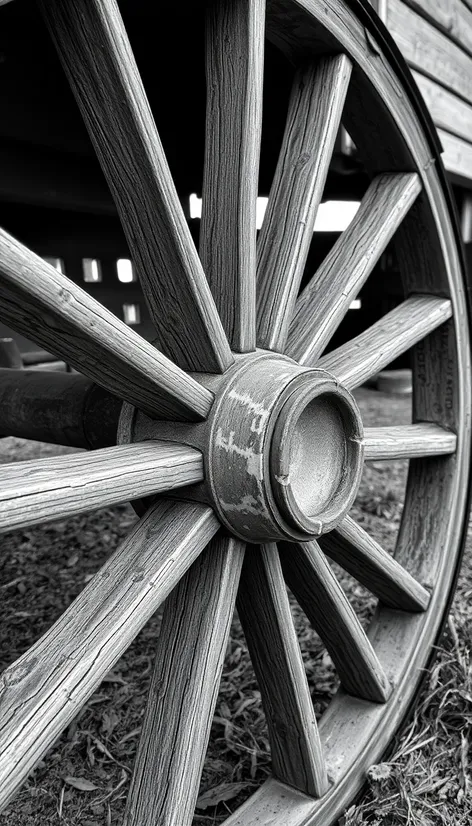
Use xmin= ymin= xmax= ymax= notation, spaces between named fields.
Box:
xmin=287 ymin=173 xmax=421 ymax=365
xmin=38 ymin=0 xmax=233 ymax=373
xmin=318 ymin=295 xmax=452 ymax=389
xmin=386 ymin=0 xmax=472 ymax=105
xmin=124 ymin=535 xmax=244 ymax=826
xmin=0 ymin=441 xmax=204 ymax=532
xmin=413 ymin=71 xmax=472 ymax=144
xmin=200 ymin=0 xmax=265 ymax=352
xmin=0 ymin=229 xmax=213 ymax=421
xmin=221 ymin=0 xmax=472 ymax=821
xmin=394 ymin=456 xmax=459 ymax=589
xmin=320 ymin=516 xmax=430 ymax=611
xmin=401 ymin=0 xmax=472 ymax=60
xmin=394 ymin=314 xmax=463 ymax=588
xmin=280 ymin=541 xmax=390 ymax=703
xmin=364 ymin=424 xmax=457 ymax=460
xmin=0 ymin=500 xmax=219 ymax=810
xmin=237 ymin=544 xmax=327 ymax=797
xmin=223 ymin=776 xmax=321 ymax=825
xmin=256 ymin=55 xmax=352 ymax=352
xmin=436 ymin=128 xmax=472 ymax=184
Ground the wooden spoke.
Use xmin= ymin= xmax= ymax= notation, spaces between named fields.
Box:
xmin=280 ymin=541 xmax=390 ymax=703
xmin=0 ymin=231 xmax=213 ymax=421
xmin=318 ymin=295 xmax=452 ymax=389
xmin=200 ymin=0 xmax=265 ymax=352
xmin=237 ymin=544 xmax=328 ymax=797
xmin=0 ymin=500 xmax=219 ymax=810
xmin=0 ymin=441 xmax=203 ymax=533
xmin=319 ymin=516 xmax=430 ymax=612
xmin=287 ymin=172 xmax=421 ymax=364
xmin=364 ymin=424 xmax=457 ymax=461
xmin=257 ymin=55 xmax=352 ymax=353
xmin=38 ymin=0 xmax=233 ymax=373
xmin=124 ymin=535 xmax=244 ymax=826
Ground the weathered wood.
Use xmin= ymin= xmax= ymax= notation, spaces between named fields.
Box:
xmin=386 ymin=0 xmax=472 ymax=105
xmin=1 ymin=0 xmax=470 ymax=821
xmin=0 ymin=500 xmax=219 ymax=810
xmin=237 ymin=544 xmax=328 ymax=797
xmin=436 ymin=129 xmax=472 ymax=185
xmin=38 ymin=0 xmax=233 ymax=373
xmin=279 ymin=541 xmax=390 ymax=703
xmin=0 ymin=370 xmax=121 ymax=448
xmin=364 ymin=424 xmax=457 ymax=460
xmin=223 ymin=777 xmax=323 ymax=826
xmin=256 ymin=55 xmax=352 ymax=352
xmin=0 ymin=229 xmax=213 ymax=421
xmin=200 ymin=0 xmax=264 ymax=352
xmin=287 ymin=173 xmax=421 ymax=365
xmin=223 ymin=0 xmax=472 ymax=821
xmin=413 ymin=71 xmax=472 ymax=145
xmin=124 ymin=535 xmax=244 ymax=826
xmin=401 ymin=0 xmax=472 ymax=60
xmin=318 ymin=296 xmax=452 ymax=388
xmin=394 ymin=319 xmax=462 ymax=589
xmin=320 ymin=516 xmax=430 ymax=611
xmin=0 ymin=441 xmax=203 ymax=532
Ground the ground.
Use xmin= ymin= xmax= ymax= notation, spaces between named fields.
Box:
xmin=0 ymin=387 xmax=470 ymax=825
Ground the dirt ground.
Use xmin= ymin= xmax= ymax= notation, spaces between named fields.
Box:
xmin=0 ymin=387 xmax=470 ymax=825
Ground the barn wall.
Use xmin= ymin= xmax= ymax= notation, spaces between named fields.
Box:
xmin=371 ymin=0 xmax=472 ymax=187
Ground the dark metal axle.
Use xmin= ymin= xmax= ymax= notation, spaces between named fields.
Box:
xmin=0 ymin=369 xmax=122 ymax=449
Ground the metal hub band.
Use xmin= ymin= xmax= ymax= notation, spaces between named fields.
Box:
xmin=118 ymin=352 xmax=364 ymax=543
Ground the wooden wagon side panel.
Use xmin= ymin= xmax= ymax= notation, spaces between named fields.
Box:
xmin=371 ymin=0 xmax=472 ymax=186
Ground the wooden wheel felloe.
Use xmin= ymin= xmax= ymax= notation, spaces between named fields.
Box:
xmin=0 ymin=0 xmax=470 ymax=824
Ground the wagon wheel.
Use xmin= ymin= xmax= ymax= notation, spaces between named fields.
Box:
xmin=0 ymin=0 xmax=470 ymax=823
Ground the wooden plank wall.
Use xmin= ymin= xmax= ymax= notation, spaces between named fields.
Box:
xmin=370 ymin=0 xmax=472 ymax=186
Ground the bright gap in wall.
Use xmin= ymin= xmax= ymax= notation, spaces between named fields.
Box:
xmin=82 ymin=258 xmax=102 ymax=283
xmin=123 ymin=303 xmax=141 ymax=325
xmin=117 ymin=258 xmax=135 ymax=283
xmin=43 ymin=256 xmax=65 ymax=273
xmin=189 ymin=194 xmax=360 ymax=232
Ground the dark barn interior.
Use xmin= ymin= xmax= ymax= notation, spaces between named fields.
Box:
xmin=0 ymin=0 xmax=403 ymax=363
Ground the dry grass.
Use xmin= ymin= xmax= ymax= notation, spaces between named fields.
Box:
xmin=0 ymin=388 xmax=471 ymax=825
xmin=341 ymin=533 xmax=472 ymax=826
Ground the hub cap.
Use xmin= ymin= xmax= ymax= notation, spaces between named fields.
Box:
xmin=118 ymin=352 xmax=364 ymax=542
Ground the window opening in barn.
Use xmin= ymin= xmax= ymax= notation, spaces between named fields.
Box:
xmin=43 ymin=257 xmax=64 ymax=273
xmin=123 ymin=303 xmax=141 ymax=325
xmin=189 ymin=193 xmax=201 ymax=220
xmin=116 ymin=258 xmax=136 ymax=283
xmin=82 ymin=258 xmax=102 ymax=282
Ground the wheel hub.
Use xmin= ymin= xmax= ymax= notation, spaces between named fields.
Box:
xmin=119 ymin=352 xmax=364 ymax=542
xmin=206 ymin=354 xmax=364 ymax=541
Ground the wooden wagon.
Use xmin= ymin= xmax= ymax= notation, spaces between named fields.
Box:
xmin=0 ymin=0 xmax=471 ymax=823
